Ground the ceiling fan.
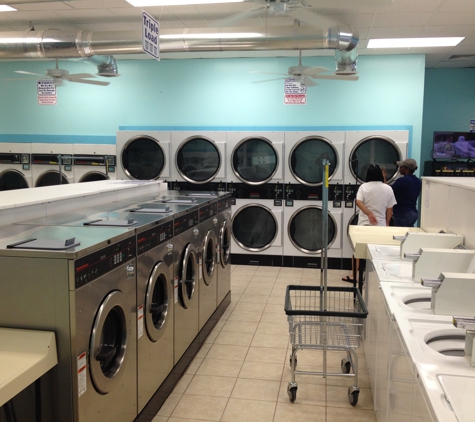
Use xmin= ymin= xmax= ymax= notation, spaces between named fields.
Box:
xmin=9 ymin=59 xmax=110 ymax=86
xmin=252 ymin=50 xmax=359 ymax=87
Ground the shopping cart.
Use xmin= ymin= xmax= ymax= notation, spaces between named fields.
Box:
xmin=284 ymin=285 xmax=368 ymax=406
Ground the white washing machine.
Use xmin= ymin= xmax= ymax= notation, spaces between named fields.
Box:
xmin=226 ymin=131 xmax=285 ymax=186
xmin=284 ymin=131 xmax=345 ymax=185
xmin=0 ymin=225 xmax=137 ymax=422
xmin=0 ymin=142 xmax=32 ymax=190
xmin=31 ymin=143 xmax=74 ymax=186
xmin=283 ymin=183 xmax=343 ymax=269
xmin=116 ymin=131 xmax=171 ymax=181
xmin=344 ymin=130 xmax=409 ymax=185
xmin=169 ymin=131 xmax=227 ymax=191
xmin=231 ymin=195 xmax=284 ymax=267
xmin=73 ymin=144 xmax=117 ymax=183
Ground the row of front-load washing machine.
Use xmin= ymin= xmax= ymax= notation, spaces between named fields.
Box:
xmin=0 ymin=190 xmax=232 ymax=422
xmin=115 ymin=129 xmax=409 ymax=269
xmin=0 ymin=143 xmax=117 ymax=189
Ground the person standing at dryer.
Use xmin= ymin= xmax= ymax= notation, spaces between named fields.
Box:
xmin=390 ymin=158 xmax=422 ymax=227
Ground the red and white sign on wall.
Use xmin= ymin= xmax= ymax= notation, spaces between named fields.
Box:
xmin=37 ymin=79 xmax=57 ymax=105
xmin=284 ymin=78 xmax=307 ymax=105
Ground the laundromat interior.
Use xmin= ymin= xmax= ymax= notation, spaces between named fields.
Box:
xmin=1 ymin=0 xmax=475 ymax=422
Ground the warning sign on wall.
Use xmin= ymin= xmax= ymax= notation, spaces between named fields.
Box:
xmin=284 ymin=78 xmax=307 ymax=105
xmin=37 ymin=79 xmax=57 ymax=105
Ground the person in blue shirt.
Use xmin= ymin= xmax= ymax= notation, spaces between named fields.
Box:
xmin=391 ymin=158 xmax=422 ymax=227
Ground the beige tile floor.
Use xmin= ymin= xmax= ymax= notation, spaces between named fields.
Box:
xmin=153 ymin=265 xmax=376 ymax=422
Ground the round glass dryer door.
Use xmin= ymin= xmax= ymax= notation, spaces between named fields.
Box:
xmin=121 ymin=136 xmax=165 ymax=180
xmin=0 ymin=170 xmax=28 ymax=190
xmin=176 ymin=137 xmax=221 ymax=183
xmin=36 ymin=171 xmax=68 ymax=187
xmin=289 ymin=137 xmax=339 ymax=185
xmin=288 ymin=206 xmax=337 ymax=253
xmin=348 ymin=136 xmax=402 ymax=184
xmin=232 ymin=137 xmax=278 ymax=184
xmin=232 ymin=204 xmax=278 ymax=251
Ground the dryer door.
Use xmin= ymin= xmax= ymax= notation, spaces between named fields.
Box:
xmin=288 ymin=205 xmax=338 ymax=253
xmin=219 ymin=219 xmax=231 ymax=268
xmin=179 ymin=243 xmax=197 ymax=309
xmin=0 ymin=169 xmax=29 ymax=190
xmin=289 ymin=136 xmax=340 ymax=185
xmin=348 ymin=136 xmax=403 ymax=184
xmin=89 ymin=290 xmax=129 ymax=394
xmin=202 ymin=229 xmax=217 ymax=286
xmin=145 ymin=261 xmax=170 ymax=341
xmin=232 ymin=137 xmax=279 ymax=184
xmin=121 ymin=135 xmax=166 ymax=180
xmin=176 ymin=136 xmax=222 ymax=183
xmin=232 ymin=204 xmax=278 ymax=252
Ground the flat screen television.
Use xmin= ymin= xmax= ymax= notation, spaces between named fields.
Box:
xmin=432 ymin=131 xmax=475 ymax=159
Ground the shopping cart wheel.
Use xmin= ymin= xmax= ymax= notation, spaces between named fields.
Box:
xmin=289 ymin=356 xmax=298 ymax=369
xmin=341 ymin=357 xmax=351 ymax=374
xmin=287 ymin=383 xmax=298 ymax=403
xmin=348 ymin=386 xmax=359 ymax=406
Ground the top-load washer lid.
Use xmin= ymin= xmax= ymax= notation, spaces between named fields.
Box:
xmin=7 ymin=237 xmax=80 ymax=250
xmin=232 ymin=137 xmax=278 ymax=184
xmin=121 ymin=135 xmax=166 ymax=180
xmin=83 ymin=218 xmax=137 ymax=227
xmin=129 ymin=205 xmax=172 ymax=213
xmin=289 ymin=136 xmax=340 ymax=186
xmin=348 ymin=136 xmax=403 ymax=184
xmin=176 ymin=136 xmax=222 ymax=183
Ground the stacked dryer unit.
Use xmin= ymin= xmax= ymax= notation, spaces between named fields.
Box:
xmin=169 ymin=132 xmax=227 ymax=192
xmin=283 ymin=132 xmax=345 ymax=268
xmin=73 ymin=144 xmax=117 ymax=183
xmin=227 ymin=131 xmax=285 ymax=266
xmin=0 ymin=142 xmax=32 ymax=190
xmin=116 ymin=131 xmax=171 ymax=182
xmin=0 ymin=225 xmax=137 ymax=422
xmin=31 ymin=143 xmax=74 ymax=186
xmin=342 ymin=130 xmax=409 ymax=262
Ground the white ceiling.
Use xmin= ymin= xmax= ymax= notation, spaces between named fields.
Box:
xmin=0 ymin=0 xmax=474 ymax=68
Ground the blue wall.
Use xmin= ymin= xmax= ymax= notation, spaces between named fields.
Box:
xmin=422 ymin=68 xmax=475 ymax=165
xmin=0 ymin=54 xmax=425 ymax=165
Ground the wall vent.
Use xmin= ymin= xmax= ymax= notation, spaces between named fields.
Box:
xmin=448 ymin=54 xmax=475 ymax=61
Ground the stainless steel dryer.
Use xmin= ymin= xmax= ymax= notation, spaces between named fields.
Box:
xmin=0 ymin=225 xmax=137 ymax=422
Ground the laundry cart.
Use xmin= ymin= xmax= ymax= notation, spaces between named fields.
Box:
xmin=284 ymin=285 xmax=368 ymax=406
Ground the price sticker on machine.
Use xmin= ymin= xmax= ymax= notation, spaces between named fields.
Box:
xmin=77 ymin=352 xmax=87 ymax=397
xmin=137 ymin=304 xmax=144 ymax=339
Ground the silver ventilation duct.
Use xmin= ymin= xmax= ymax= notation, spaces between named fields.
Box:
xmin=0 ymin=25 xmax=358 ymax=73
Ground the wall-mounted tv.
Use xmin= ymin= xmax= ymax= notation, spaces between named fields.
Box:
xmin=433 ymin=131 xmax=475 ymax=159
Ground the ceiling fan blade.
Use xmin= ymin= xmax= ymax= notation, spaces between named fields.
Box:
xmin=5 ymin=77 xmax=42 ymax=81
xmin=14 ymin=70 xmax=43 ymax=76
xmin=65 ymin=77 xmax=109 ymax=86
xmin=252 ymin=77 xmax=286 ymax=84
xmin=312 ymin=74 xmax=359 ymax=81
xmin=302 ymin=66 xmax=331 ymax=75
xmin=302 ymin=77 xmax=317 ymax=87
xmin=211 ymin=7 xmax=264 ymax=27
xmin=67 ymin=73 xmax=96 ymax=79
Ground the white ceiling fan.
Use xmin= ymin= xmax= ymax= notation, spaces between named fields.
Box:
xmin=252 ymin=50 xmax=359 ymax=87
xmin=8 ymin=59 xmax=110 ymax=86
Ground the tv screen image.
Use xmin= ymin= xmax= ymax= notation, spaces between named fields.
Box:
xmin=433 ymin=131 xmax=475 ymax=159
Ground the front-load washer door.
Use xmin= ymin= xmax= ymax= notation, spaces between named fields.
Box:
xmin=0 ymin=169 xmax=29 ymax=190
xmin=202 ymin=229 xmax=217 ymax=286
xmin=348 ymin=136 xmax=403 ymax=184
xmin=219 ymin=219 xmax=231 ymax=268
xmin=288 ymin=206 xmax=338 ymax=253
xmin=121 ymin=135 xmax=167 ymax=180
xmin=289 ymin=137 xmax=340 ymax=185
xmin=179 ymin=243 xmax=197 ymax=309
xmin=232 ymin=137 xmax=279 ymax=184
xmin=145 ymin=261 xmax=170 ymax=342
xmin=232 ymin=204 xmax=279 ymax=252
xmin=176 ymin=136 xmax=223 ymax=183
xmin=35 ymin=170 xmax=69 ymax=187
xmin=89 ymin=290 xmax=129 ymax=394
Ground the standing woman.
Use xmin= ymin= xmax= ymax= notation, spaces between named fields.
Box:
xmin=356 ymin=164 xmax=397 ymax=226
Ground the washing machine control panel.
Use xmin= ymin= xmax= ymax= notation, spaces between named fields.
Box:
xmin=227 ymin=182 xmax=284 ymax=199
xmin=167 ymin=181 xmax=228 ymax=191
xmin=217 ymin=197 xmax=232 ymax=212
xmin=74 ymin=235 xmax=136 ymax=288
xmin=174 ymin=210 xmax=199 ymax=236
xmin=344 ymin=184 xmax=358 ymax=207
xmin=284 ymin=183 xmax=343 ymax=202
xmin=199 ymin=202 xmax=218 ymax=223
xmin=32 ymin=153 xmax=73 ymax=170
xmin=137 ymin=220 xmax=174 ymax=256
xmin=0 ymin=152 xmax=30 ymax=165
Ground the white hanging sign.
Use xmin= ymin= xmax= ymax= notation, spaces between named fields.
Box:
xmin=142 ymin=11 xmax=160 ymax=60
xmin=284 ymin=78 xmax=307 ymax=105
xmin=37 ymin=79 xmax=57 ymax=105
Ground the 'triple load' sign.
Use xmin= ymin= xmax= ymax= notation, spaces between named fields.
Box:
xmin=142 ymin=11 xmax=160 ymax=60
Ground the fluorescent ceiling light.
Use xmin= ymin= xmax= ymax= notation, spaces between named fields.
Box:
xmin=161 ymin=32 xmax=262 ymax=39
xmin=0 ymin=5 xmax=17 ymax=11
xmin=127 ymin=0 xmax=243 ymax=6
xmin=367 ymin=37 xmax=464 ymax=48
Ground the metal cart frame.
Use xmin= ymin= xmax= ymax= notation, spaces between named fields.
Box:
xmin=284 ymin=285 xmax=368 ymax=406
